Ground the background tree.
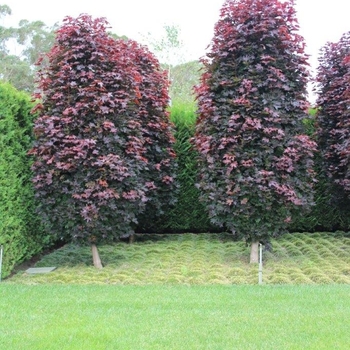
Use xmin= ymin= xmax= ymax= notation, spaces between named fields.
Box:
xmin=0 ymin=4 xmax=12 ymax=52
xmin=193 ymin=0 xmax=317 ymax=262
xmin=145 ymin=24 xmax=183 ymax=80
xmin=15 ymin=19 xmax=58 ymax=67
xmin=29 ymin=14 xmax=176 ymax=267
xmin=0 ymin=54 xmax=34 ymax=91
xmin=142 ymin=24 xmax=187 ymax=103
xmin=0 ymin=5 xmax=57 ymax=92
xmin=316 ymin=32 xmax=350 ymax=201
xmin=170 ymin=61 xmax=202 ymax=105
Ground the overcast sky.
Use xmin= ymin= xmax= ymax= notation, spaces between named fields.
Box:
xmin=2 ymin=0 xmax=350 ymax=101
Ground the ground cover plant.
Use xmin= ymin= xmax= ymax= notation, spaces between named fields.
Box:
xmin=7 ymin=232 xmax=350 ymax=285
xmin=193 ymin=0 xmax=317 ymax=263
xmin=3 ymin=233 xmax=349 ymax=349
xmin=0 ymin=284 xmax=349 ymax=349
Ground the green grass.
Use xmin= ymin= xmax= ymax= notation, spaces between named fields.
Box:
xmin=2 ymin=233 xmax=350 ymax=349
xmin=170 ymin=100 xmax=197 ymax=126
xmin=0 ymin=284 xmax=349 ymax=349
xmin=6 ymin=232 xmax=350 ymax=285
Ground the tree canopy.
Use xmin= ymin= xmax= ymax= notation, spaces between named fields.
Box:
xmin=193 ymin=0 xmax=317 ymax=261
xmin=316 ymin=31 xmax=350 ymax=200
xmin=29 ymin=15 xmax=177 ymax=266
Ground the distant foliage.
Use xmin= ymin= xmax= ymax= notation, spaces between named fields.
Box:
xmin=170 ymin=61 xmax=202 ymax=105
xmin=0 ymin=5 xmax=57 ymax=92
xmin=0 ymin=82 xmax=47 ymax=277
xmin=29 ymin=15 xmax=176 ymax=244
xmin=316 ymin=31 xmax=350 ymax=200
xmin=193 ymin=0 xmax=317 ymax=242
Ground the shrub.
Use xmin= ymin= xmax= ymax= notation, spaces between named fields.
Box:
xmin=29 ymin=15 xmax=176 ymax=264
xmin=193 ymin=0 xmax=317 ymax=261
xmin=0 ymin=82 xmax=47 ymax=277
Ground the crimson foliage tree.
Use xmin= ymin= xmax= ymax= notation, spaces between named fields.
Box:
xmin=29 ymin=15 xmax=176 ymax=266
xmin=316 ymin=32 xmax=350 ymax=201
xmin=193 ymin=0 xmax=316 ymax=262
xmin=120 ymin=39 xmax=178 ymax=228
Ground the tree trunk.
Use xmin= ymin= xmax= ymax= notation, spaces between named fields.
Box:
xmin=129 ymin=233 xmax=135 ymax=244
xmin=250 ymin=241 xmax=259 ymax=264
xmin=91 ymin=244 xmax=103 ymax=269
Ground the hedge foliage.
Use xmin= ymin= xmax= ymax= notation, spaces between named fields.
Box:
xmin=137 ymin=102 xmax=216 ymax=233
xmin=0 ymin=82 xmax=48 ymax=278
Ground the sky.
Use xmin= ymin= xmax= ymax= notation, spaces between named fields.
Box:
xmin=2 ymin=0 xmax=350 ymax=101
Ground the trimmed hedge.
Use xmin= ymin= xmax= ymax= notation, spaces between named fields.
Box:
xmin=154 ymin=117 xmax=215 ymax=233
xmin=289 ymin=166 xmax=350 ymax=232
xmin=0 ymin=82 xmax=48 ymax=278
xmin=137 ymin=102 xmax=217 ymax=233
xmin=290 ymin=113 xmax=350 ymax=232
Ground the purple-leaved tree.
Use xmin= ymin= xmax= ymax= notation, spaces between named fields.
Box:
xmin=29 ymin=15 xmax=176 ymax=267
xmin=316 ymin=31 xmax=350 ymax=201
xmin=193 ymin=0 xmax=317 ymax=262
xmin=120 ymin=39 xmax=178 ymax=229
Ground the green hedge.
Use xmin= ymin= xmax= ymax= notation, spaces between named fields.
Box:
xmin=0 ymin=82 xmax=49 ymax=278
xmin=155 ymin=118 xmax=216 ymax=233
xmin=290 ymin=112 xmax=350 ymax=232
xmin=137 ymin=102 xmax=218 ymax=233
xmin=289 ymin=156 xmax=350 ymax=233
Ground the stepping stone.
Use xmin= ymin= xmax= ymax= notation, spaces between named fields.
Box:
xmin=26 ymin=267 xmax=56 ymax=274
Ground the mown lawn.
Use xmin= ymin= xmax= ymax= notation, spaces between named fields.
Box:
xmin=2 ymin=232 xmax=349 ymax=349
xmin=1 ymin=284 xmax=349 ymax=349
